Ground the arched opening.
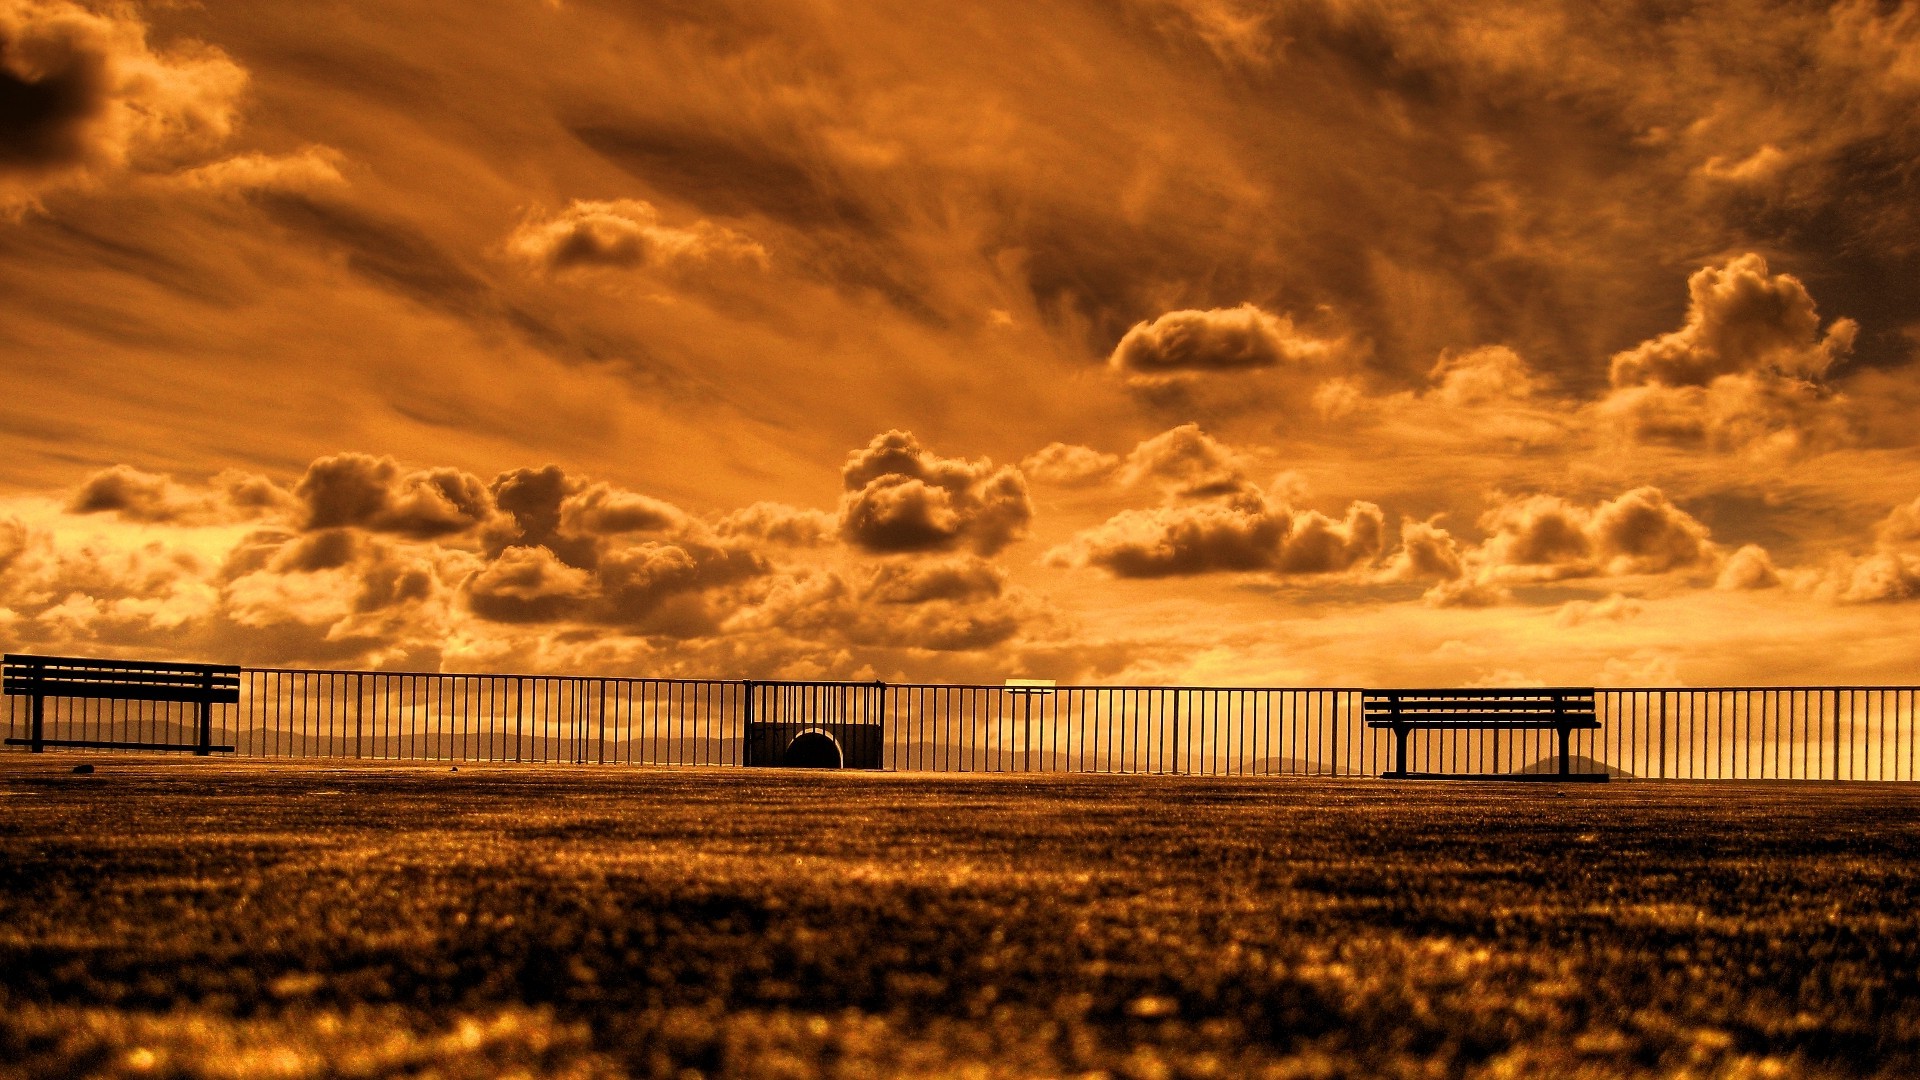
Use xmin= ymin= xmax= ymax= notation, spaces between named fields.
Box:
xmin=783 ymin=730 xmax=843 ymax=769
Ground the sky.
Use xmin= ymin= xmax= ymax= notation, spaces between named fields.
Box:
xmin=2 ymin=0 xmax=1919 ymax=687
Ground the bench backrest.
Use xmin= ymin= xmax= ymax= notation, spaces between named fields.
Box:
xmin=3 ymin=654 xmax=241 ymax=704
xmin=1364 ymin=688 xmax=1596 ymax=721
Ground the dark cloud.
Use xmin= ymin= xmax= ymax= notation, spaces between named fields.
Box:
xmin=558 ymin=482 xmax=686 ymax=536
xmin=838 ymin=430 xmax=1032 ymax=556
xmin=0 ymin=1 xmax=247 ymax=205
xmin=1049 ymin=491 xmax=1385 ymax=579
xmin=1109 ymin=304 xmax=1333 ymax=376
xmin=67 ymin=464 xmax=293 ymax=524
xmin=296 ymin=453 xmax=494 ymax=538
xmin=862 ymin=557 xmax=1004 ymax=605
xmin=1609 ymin=254 xmax=1855 ymax=388
xmin=463 ymin=544 xmax=592 ymax=624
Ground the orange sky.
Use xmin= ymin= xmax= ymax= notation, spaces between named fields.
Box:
xmin=3 ymin=0 xmax=1919 ymax=686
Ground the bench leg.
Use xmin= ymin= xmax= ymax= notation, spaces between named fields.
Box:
xmin=1558 ymin=726 xmax=1570 ymax=777
xmin=30 ymin=693 xmax=44 ymax=754
xmin=1393 ymin=727 xmax=1408 ymax=778
xmin=196 ymin=700 xmax=211 ymax=757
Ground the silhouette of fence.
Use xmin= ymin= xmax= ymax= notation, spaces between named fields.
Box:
xmin=5 ymin=666 xmax=1920 ymax=780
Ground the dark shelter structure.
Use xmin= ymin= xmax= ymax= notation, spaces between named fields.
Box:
xmin=741 ymin=679 xmax=884 ymax=769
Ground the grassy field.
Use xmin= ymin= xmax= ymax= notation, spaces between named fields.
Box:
xmin=2 ymin=761 xmax=1918 ymax=1079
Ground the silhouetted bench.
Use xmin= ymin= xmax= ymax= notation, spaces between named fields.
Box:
xmin=1365 ymin=688 xmax=1604 ymax=782
xmin=4 ymin=654 xmax=239 ymax=755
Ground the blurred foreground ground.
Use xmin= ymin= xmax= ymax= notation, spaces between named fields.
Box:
xmin=2 ymin=759 xmax=1918 ymax=1079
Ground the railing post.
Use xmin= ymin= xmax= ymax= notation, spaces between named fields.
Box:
xmin=1832 ymin=688 xmax=1842 ymax=781
xmin=514 ymin=677 xmax=524 ymax=763
xmin=741 ymin=679 xmax=754 ymax=767
xmin=597 ymin=680 xmax=607 ymax=765
xmin=353 ymin=673 xmax=365 ymax=760
xmin=1171 ymin=690 xmax=1182 ymax=775
xmin=1657 ymin=691 xmax=1667 ymax=779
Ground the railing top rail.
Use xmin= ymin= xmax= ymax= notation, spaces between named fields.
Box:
xmin=55 ymin=660 xmax=1920 ymax=695
xmin=1605 ymin=685 xmax=1920 ymax=693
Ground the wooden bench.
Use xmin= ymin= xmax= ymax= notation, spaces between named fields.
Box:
xmin=1365 ymin=688 xmax=1605 ymax=782
xmin=4 ymin=654 xmax=239 ymax=755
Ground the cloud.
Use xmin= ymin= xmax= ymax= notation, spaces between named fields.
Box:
xmin=862 ymin=556 xmax=1004 ymax=605
xmin=1378 ymin=518 xmax=1466 ymax=583
xmin=838 ymin=430 xmax=1032 ymax=556
xmin=715 ymin=502 xmax=837 ymax=546
xmin=1047 ymin=490 xmax=1385 ymax=579
xmin=168 ymin=146 xmax=347 ymax=195
xmin=507 ymin=198 xmax=767 ymax=274
xmin=557 ymin=482 xmax=685 ymax=536
xmin=1475 ymin=487 xmax=1718 ymax=581
xmin=1117 ymin=423 xmax=1254 ymax=498
xmin=1020 ymin=442 xmax=1120 ymax=487
xmin=1425 ymin=345 xmax=1541 ymax=408
xmin=1716 ymin=544 xmax=1781 ymax=591
xmin=1394 ymin=487 xmax=1733 ymax=606
xmin=67 ymin=465 xmax=293 ymax=524
xmin=1597 ymin=254 xmax=1860 ymax=454
xmin=1553 ymin=592 xmax=1642 ymax=628
xmin=736 ymin=560 xmax=1039 ymax=654
xmin=1108 ymin=304 xmax=1334 ymax=378
xmin=295 ymin=454 xmax=496 ymax=539
xmin=0 ymin=0 xmax=248 ymax=208
xmin=1826 ymin=495 xmax=1920 ymax=603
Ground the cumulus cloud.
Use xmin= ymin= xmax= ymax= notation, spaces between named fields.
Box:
xmin=67 ymin=465 xmax=293 ymax=524
xmin=1716 ymin=543 xmax=1782 ymax=591
xmin=1400 ymin=487 xmax=1736 ymax=607
xmin=1108 ymin=304 xmax=1334 ymax=377
xmin=1476 ymin=487 xmax=1718 ymax=581
xmin=1825 ymin=495 xmax=1920 ymax=603
xmin=0 ymin=0 xmax=248 ymax=208
xmin=1598 ymin=254 xmax=1860 ymax=454
xmin=1117 ymin=423 xmax=1254 ymax=498
xmin=1426 ymin=345 xmax=1541 ymax=407
xmin=862 ymin=556 xmax=1004 ymax=605
xmin=1047 ymin=490 xmax=1385 ymax=579
xmin=1020 ymin=442 xmax=1120 ymax=487
xmin=736 ymin=559 xmax=1038 ymax=654
xmin=296 ymin=454 xmax=495 ymax=539
xmin=838 ymin=430 xmax=1032 ymax=556
xmin=715 ymin=501 xmax=837 ymax=546
xmin=1553 ymin=592 xmax=1642 ymax=628
xmin=1378 ymin=518 xmax=1466 ymax=583
xmin=507 ymin=198 xmax=767 ymax=274
xmin=558 ymin=482 xmax=685 ymax=536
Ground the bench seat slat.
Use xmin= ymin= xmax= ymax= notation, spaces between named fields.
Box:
xmin=1374 ymin=703 xmax=1597 ymax=711
xmin=1367 ymin=718 xmax=1601 ymax=729
xmin=1 ymin=672 xmax=241 ymax=687
xmin=1365 ymin=687 xmax=1594 ymax=698
xmin=5 ymin=670 xmax=239 ymax=685
xmin=3 ymin=680 xmax=239 ymax=703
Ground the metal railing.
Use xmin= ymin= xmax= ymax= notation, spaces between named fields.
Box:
xmin=5 ymin=667 xmax=1919 ymax=780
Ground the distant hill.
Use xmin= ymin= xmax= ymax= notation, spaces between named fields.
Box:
xmin=1511 ymin=754 xmax=1633 ymax=778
